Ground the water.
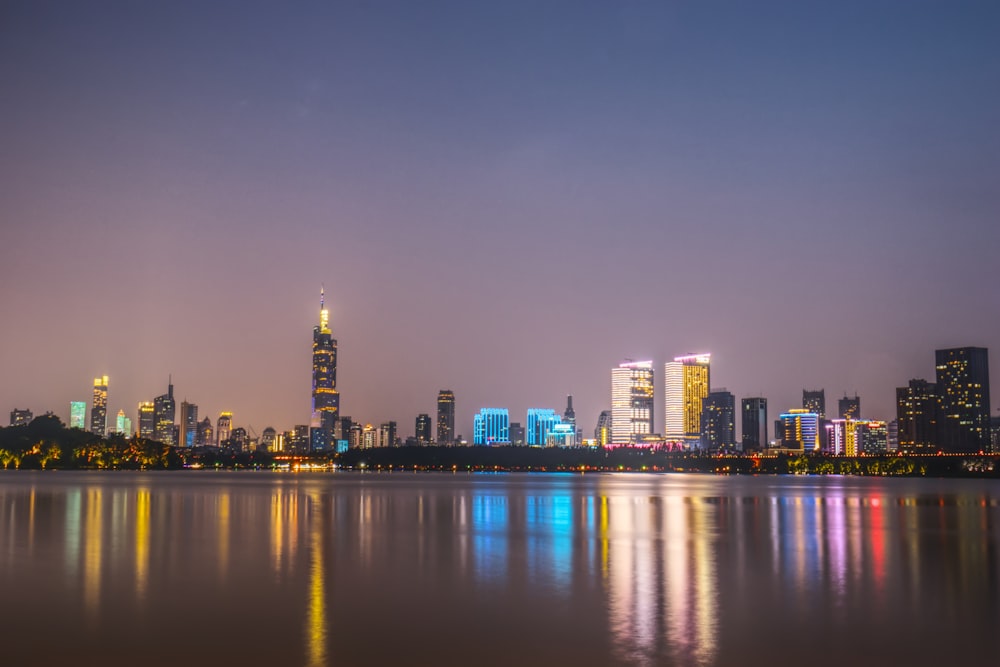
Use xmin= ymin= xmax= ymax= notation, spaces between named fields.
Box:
xmin=0 ymin=471 xmax=998 ymax=666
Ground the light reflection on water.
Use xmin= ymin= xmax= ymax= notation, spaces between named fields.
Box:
xmin=0 ymin=472 xmax=998 ymax=666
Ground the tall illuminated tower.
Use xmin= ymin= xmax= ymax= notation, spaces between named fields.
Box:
xmin=311 ymin=286 xmax=340 ymax=451
xmin=153 ymin=379 xmax=176 ymax=445
xmin=935 ymin=347 xmax=991 ymax=453
xmin=90 ymin=375 xmax=108 ymax=436
xmin=437 ymin=390 xmax=456 ymax=444
xmin=610 ymin=361 xmax=654 ymax=444
xmin=664 ymin=354 xmax=711 ymax=445
xmin=137 ymin=402 xmax=155 ymax=440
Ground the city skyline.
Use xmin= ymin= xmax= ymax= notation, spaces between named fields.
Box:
xmin=2 ymin=2 xmax=999 ymax=437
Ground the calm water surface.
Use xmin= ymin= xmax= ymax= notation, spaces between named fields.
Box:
xmin=1 ymin=472 xmax=998 ymax=666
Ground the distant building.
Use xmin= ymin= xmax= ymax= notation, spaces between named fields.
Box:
xmin=700 ymin=389 xmax=735 ymax=451
xmin=217 ymin=412 xmax=233 ymax=446
xmin=935 ymin=347 xmax=991 ymax=453
xmin=378 ymin=422 xmax=397 ymax=448
xmin=90 ymin=375 xmax=109 ymax=436
xmin=179 ymin=401 xmax=198 ymax=447
xmin=741 ymin=398 xmax=767 ymax=451
xmin=665 ymin=354 xmax=711 ymax=445
xmin=69 ymin=402 xmax=86 ymax=429
xmin=415 ymin=414 xmax=432 ymax=444
xmin=291 ymin=425 xmax=310 ymax=452
xmin=153 ymin=380 xmax=176 ymax=445
xmin=527 ymin=408 xmax=561 ymax=446
xmin=311 ymin=287 xmax=340 ymax=451
xmin=991 ymin=416 xmax=1000 ymax=454
xmin=888 ymin=419 xmax=900 ymax=453
xmin=509 ymin=422 xmax=526 ymax=446
xmin=261 ymin=427 xmax=277 ymax=451
xmin=196 ymin=417 xmax=213 ymax=447
xmin=611 ymin=361 xmax=654 ymax=444
xmin=138 ymin=402 xmax=155 ymax=440
xmin=838 ymin=395 xmax=861 ymax=420
xmin=563 ymin=395 xmax=579 ymax=442
xmin=473 ymin=408 xmax=510 ymax=445
xmin=361 ymin=424 xmax=377 ymax=449
xmin=780 ymin=409 xmax=820 ymax=451
xmin=896 ymin=379 xmax=938 ymax=454
xmin=802 ymin=389 xmax=826 ymax=418
xmin=9 ymin=408 xmax=32 ymax=426
xmin=114 ymin=409 xmax=132 ymax=436
xmin=825 ymin=418 xmax=859 ymax=456
xmin=858 ymin=420 xmax=888 ymax=455
xmin=437 ymin=390 xmax=456 ymax=445
xmin=546 ymin=422 xmax=576 ymax=447
xmin=348 ymin=423 xmax=363 ymax=449
xmin=230 ymin=427 xmax=248 ymax=451
xmin=595 ymin=410 xmax=612 ymax=447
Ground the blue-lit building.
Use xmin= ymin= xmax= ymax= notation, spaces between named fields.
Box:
xmin=473 ymin=408 xmax=510 ymax=445
xmin=527 ymin=408 xmax=561 ymax=446
xmin=780 ymin=409 xmax=820 ymax=451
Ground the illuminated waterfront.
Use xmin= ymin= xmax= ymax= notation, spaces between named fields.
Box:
xmin=1 ymin=472 xmax=998 ymax=666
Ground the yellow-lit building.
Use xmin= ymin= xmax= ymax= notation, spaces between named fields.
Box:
xmin=664 ymin=354 xmax=711 ymax=446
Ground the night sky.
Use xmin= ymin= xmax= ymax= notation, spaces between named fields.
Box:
xmin=2 ymin=1 xmax=998 ymax=438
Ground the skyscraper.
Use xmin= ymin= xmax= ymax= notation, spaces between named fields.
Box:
xmin=179 ymin=401 xmax=198 ymax=448
xmin=311 ymin=287 xmax=340 ymax=451
xmin=838 ymin=395 xmax=861 ymax=419
xmin=700 ymin=389 xmax=735 ymax=451
xmin=527 ymin=408 xmax=561 ymax=446
xmin=802 ymin=389 xmax=826 ymax=418
xmin=217 ymin=412 xmax=233 ymax=447
xmin=741 ymin=397 xmax=768 ymax=451
xmin=664 ymin=354 xmax=711 ymax=445
xmin=378 ymin=422 xmax=397 ymax=448
xmin=437 ymin=390 xmax=456 ymax=445
xmin=196 ymin=416 xmax=213 ymax=447
xmin=415 ymin=414 xmax=432 ymax=444
xmin=138 ymin=402 xmax=155 ymax=440
xmin=896 ymin=379 xmax=938 ymax=454
xmin=70 ymin=401 xmax=86 ymax=429
xmin=473 ymin=408 xmax=510 ymax=445
xmin=935 ymin=347 xmax=991 ymax=453
xmin=115 ymin=409 xmax=132 ymax=436
xmin=595 ymin=410 xmax=612 ymax=447
xmin=611 ymin=361 xmax=654 ymax=444
xmin=153 ymin=379 xmax=176 ymax=445
xmin=90 ymin=375 xmax=108 ymax=436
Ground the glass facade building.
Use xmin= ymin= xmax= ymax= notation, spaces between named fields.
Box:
xmin=665 ymin=354 xmax=711 ymax=445
xmin=611 ymin=361 xmax=654 ymax=445
xmin=473 ymin=408 xmax=510 ymax=445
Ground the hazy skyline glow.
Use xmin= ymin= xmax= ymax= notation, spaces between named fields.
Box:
xmin=2 ymin=1 xmax=998 ymax=437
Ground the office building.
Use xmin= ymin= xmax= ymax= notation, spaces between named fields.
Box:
xmin=595 ymin=410 xmax=612 ymax=447
xmin=138 ymin=402 xmax=155 ymax=440
xmin=991 ymin=416 xmax=1000 ymax=454
xmin=230 ymin=427 xmax=248 ymax=451
xmin=261 ymin=427 xmax=277 ymax=451
xmin=114 ymin=409 xmax=132 ymax=436
xmin=858 ymin=420 xmax=888 ymax=454
xmin=196 ymin=417 xmax=213 ymax=447
xmin=780 ymin=409 xmax=820 ymax=451
xmin=153 ymin=380 xmax=176 ymax=445
xmin=896 ymin=379 xmax=938 ymax=454
xmin=700 ymin=389 xmax=735 ymax=451
xmin=9 ymin=408 xmax=32 ymax=426
xmin=377 ymin=422 xmax=397 ymax=448
xmin=90 ymin=375 xmax=108 ymax=436
xmin=70 ymin=401 xmax=86 ymax=429
xmin=527 ymin=408 xmax=561 ymax=446
xmin=935 ymin=347 xmax=991 ymax=453
xmin=546 ymin=422 xmax=576 ymax=447
xmin=361 ymin=424 xmax=377 ymax=449
xmin=825 ymin=418 xmax=858 ymax=456
xmin=611 ymin=361 xmax=654 ymax=444
xmin=664 ymin=354 xmax=711 ymax=445
xmin=838 ymin=395 xmax=861 ymax=420
xmin=415 ymin=414 xmax=432 ymax=444
xmin=741 ymin=397 xmax=767 ymax=451
xmin=509 ymin=422 xmax=525 ymax=446
xmin=437 ymin=390 xmax=456 ymax=445
xmin=217 ymin=412 xmax=233 ymax=446
xmin=473 ymin=408 xmax=510 ymax=445
xmin=311 ymin=287 xmax=340 ymax=451
xmin=802 ymin=389 xmax=826 ymax=418
xmin=179 ymin=401 xmax=198 ymax=447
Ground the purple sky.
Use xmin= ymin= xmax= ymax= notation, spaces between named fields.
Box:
xmin=2 ymin=1 xmax=998 ymax=439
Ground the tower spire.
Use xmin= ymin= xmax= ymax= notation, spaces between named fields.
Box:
xmin=319 ymin=284 xmax=330 ymax=332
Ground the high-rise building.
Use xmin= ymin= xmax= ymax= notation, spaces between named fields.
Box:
xmin=115 ymin=409 xmax=132 ymax=436
xmin=196 ymin=417 xmax=213 ymax=447
xmin=838 ymin=395 xmax=861 ymax=420
xmin=437 ymin=390 xmax=456 ymax=445
xmin=611 ymin=361 xmax=654 ymax=444
xmin=90 ymin=375 xmax=108 ymax=436
xmin=153 ymin=380 xmax=176 ymax=445
xmin=217 ymin=412 xmax=233 ymax=446
xmin=896 ymin=379 xmax=938 ymax=454
xmin=311 ymin=287 xmax=340 ymax=452
xmin=595 ymin=410 xmax=612 ymax=447
xmin=664 ymin=354 xmax=711 ymax=445
xmin=230 ymin=427 xmax=248 ymax=451
xmin=935 ymin=347 xmax=991 ymax=453
xmin=888 ymin=419 xmax=900 ymax=453
xmin=9 ymin=408 xmax=32 ymax=426
xmin=415 ymin=414 xmax=432 ymax=444
xmin=563 ymin=395 xmax=577 ymax=441
xmin=138 ymin=402 xmax=155 ymax=440
xmin=858 ymin=420 xmax=888 ymax=454
xmin=70 ymin=401 xmax=86 ymax=429
xmin=700 ymin=389 xmax=735 ymax=451
xmin=473 ymin=408 xmax=510 ymax=445
xmin=361 ymin=424 xmax=377 ymax=449
xmin=527 ymin=408 xmax=561 ymax=446
xmin=179 ymin=401 xmax=198 ymax=448
xmin=825 ymin=418 xmax=859 ymax=456
xmin=348 ymin=423 xmax=363 ymax=449
xmin=802 ymin=390 xmax=826 ymax=418
xmin=261 ymin=427 xmax=277 ymax=451
xmin=780 ymin=409 xmax=820 ymax=451
xmin=378 ymin=422 xmax=397 ymax=448
xmin=741 ymin=398 xmax=768 ymax=451
xmin=291 ymin=425 xmax=310 ymax=452
xmin=991 ymin=416 xmax=1000 ymax=454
